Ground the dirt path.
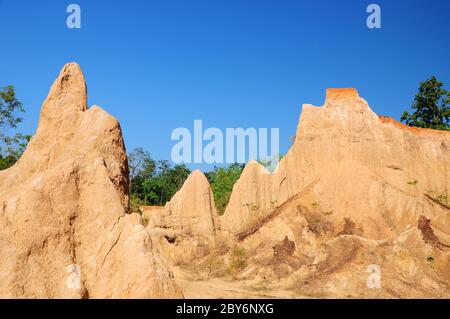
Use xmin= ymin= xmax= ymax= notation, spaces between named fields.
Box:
xmin=172 ymin=267 xmax=300 ymax=299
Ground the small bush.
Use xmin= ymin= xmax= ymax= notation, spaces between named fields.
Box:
xmin=243 ymin=202 xmax=260 ymax=212
xmin=427 ymin=255 xmax=436 ymax=269
xmin=130 ymin=194 xmax=144 ymax=214
xmin=426 ymin=190 xmax=449 ymax=208
xmin=227 ymin=247 xmax=247 ymax=275
xmin=142 ymin=215 xmax=150 ymax=227
xmin=321 ymin=210 xmax=334 ymax=216
xmin=206 ymin=163 xmax=244 ymax=215
xmin=311 ymin=202 xmax=320 ymax=208
xmin=436 ymin=193 xmax=448 ymax=204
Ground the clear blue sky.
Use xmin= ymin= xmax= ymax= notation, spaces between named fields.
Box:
xmin=1 ymin=0 xmax=449 ymax=171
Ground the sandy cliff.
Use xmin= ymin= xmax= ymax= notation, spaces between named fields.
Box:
xmin=2 ymin=64 xmax=449 ymax=298
xmin=0 ymin=63 xmax=182 ymax=298
xmin=145 ymin=170 xmax=219 ymax=264
xmin=214 ymin=88 xmax=450 ymax=297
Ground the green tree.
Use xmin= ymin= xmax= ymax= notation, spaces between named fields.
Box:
xmin=127 ymin=148 xmax=191 ymax=207
xmin=206 ymin=163 xmax=244 ymax=215
xmin=0 ymin=86 xmax=29 ymax=170
xmin=128 ymin=148 xmax=245 ymax=214
xmin=401 ymin=76 xmax=450 ymax=130
xmin=141 ymin=161 xmax=191 ymax=205
xmin=128 ymin=147 xmax=156 ymax=180
xmin=128 ymin=147 xmax=157 ymax=210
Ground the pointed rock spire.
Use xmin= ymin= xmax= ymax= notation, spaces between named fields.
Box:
xmin=36 ymin=62 xmax=87 ymax=136
xmin=165 ymin=169 xmax=218 ymax=238
xmin=0 ymin=63 xmax=182 ymax=298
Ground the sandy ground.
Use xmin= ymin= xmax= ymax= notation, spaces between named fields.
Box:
xmin=172 ymin=267 xmax=302 ymax=299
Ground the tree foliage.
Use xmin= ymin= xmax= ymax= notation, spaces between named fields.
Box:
xmin=205 ymin=163 xmax=244 ymax=215
xmin=0 ymin=86 xmax=29 ymax=170
xmin=401 ymin=76 xmax=450 ymax=130
xmin=128 ymin=147 xmax=245 ymax=215
xmin=128 ymin=148 xmax=191 ymax=207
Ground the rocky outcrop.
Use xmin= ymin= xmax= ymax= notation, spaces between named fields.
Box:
xmin=218 ymin=88 xmax=450 ymax=297
xmin=222 ymin=88 xmax=450 ymax=238
xmin=0 ymin=63 xmax=182 ymax=298
xmin=140 ymin=206 xmax=165 ymax=223
xmin=146 ymin=170 xmax=219 ymax=264
xmin=2 ymin=63 xmax=448 ymax=298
